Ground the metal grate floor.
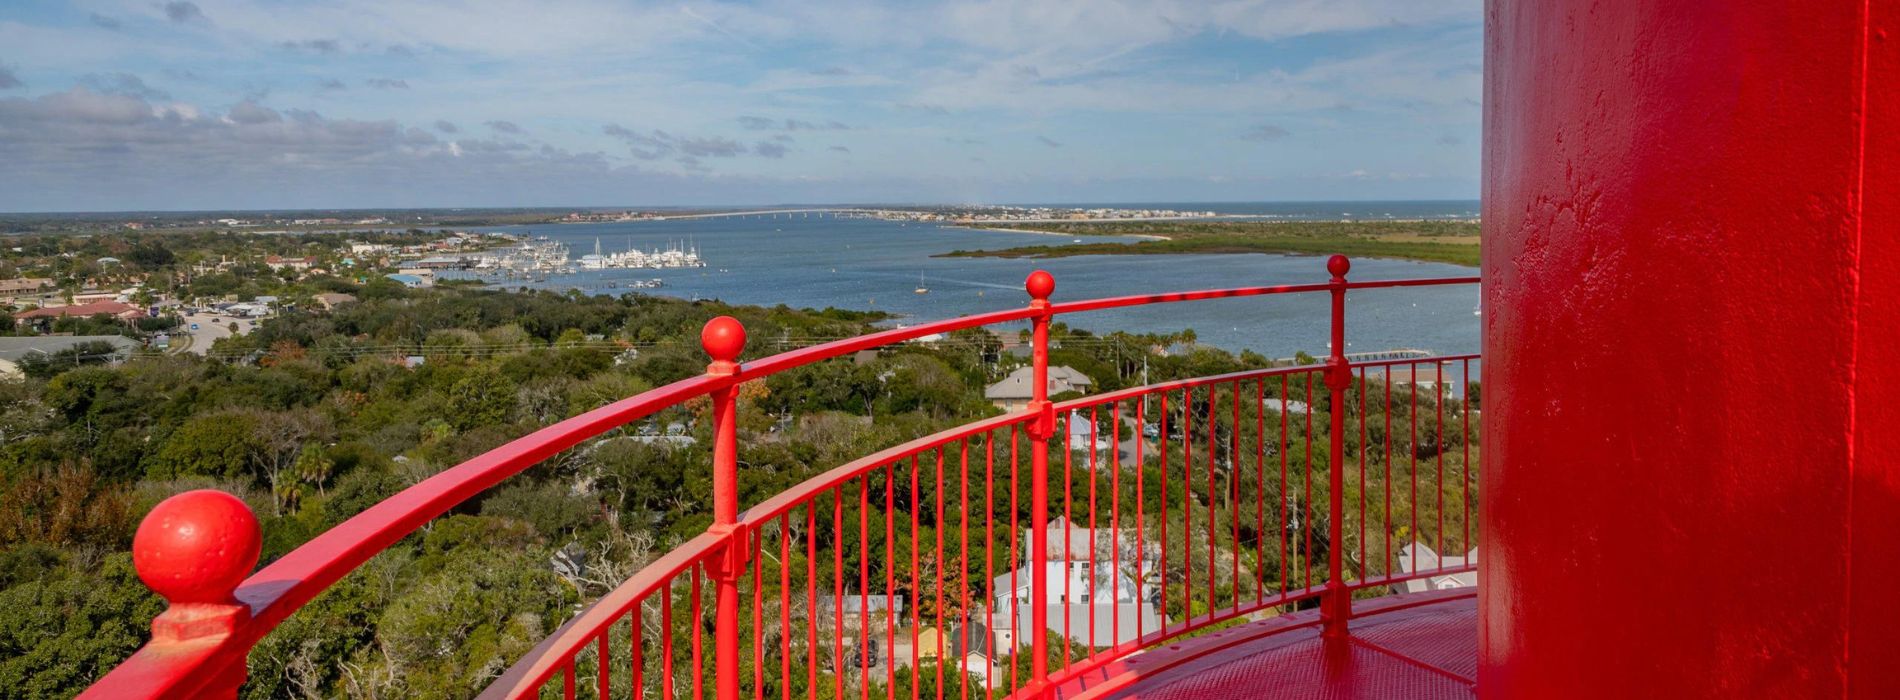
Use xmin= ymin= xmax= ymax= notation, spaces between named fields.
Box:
xmin=1065 ymin=592 xmax=1476 ymax=700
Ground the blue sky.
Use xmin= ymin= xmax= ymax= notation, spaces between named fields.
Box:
xmin=0 ymin=1 xmax=1480 ymax=211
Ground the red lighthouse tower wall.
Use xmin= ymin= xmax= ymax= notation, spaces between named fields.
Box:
xmin=1483 ymin=2 xmax=1900 ymax=697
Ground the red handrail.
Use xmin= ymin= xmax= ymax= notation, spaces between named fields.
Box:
xmin=86 ymin=257 xmax=1480 ymax=700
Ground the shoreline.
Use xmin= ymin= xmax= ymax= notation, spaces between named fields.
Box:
xmin=945 ymin=224 xmax=1170 ymax=241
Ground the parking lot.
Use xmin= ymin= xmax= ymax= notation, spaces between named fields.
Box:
xmin=175 ymin=310 xmax=260 ymax=355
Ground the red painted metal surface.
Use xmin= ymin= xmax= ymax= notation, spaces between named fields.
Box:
xmin=1483 ymin=1 xmax=1898 ymax=697
xmin=86 ymin=259 xmax=1478 ymax=699
xmin=1064 ymin=591 xmax=1477 ymax=700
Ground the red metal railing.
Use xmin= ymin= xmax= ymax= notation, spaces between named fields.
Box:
xmin=85 ymin=256 xmax=1479 ymax=699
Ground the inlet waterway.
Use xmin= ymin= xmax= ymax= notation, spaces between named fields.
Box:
xmin=462 ymin=201 xmax=1481 ymax=361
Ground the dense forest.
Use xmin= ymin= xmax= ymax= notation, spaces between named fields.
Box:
xmin=0 ymin=239 xmax=1477 ymax=697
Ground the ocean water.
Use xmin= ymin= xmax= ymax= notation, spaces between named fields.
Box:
xmin=463 ymin=201 xmax=1481 ymax=361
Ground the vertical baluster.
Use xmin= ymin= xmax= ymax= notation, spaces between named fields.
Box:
xmin=1158 ymin=392 xmax=1169 ymax=634
xmin=934 ymin=447 xmax=946 ymax=700
xmin=779 ymin=517 xmax=791 ymax=700
xmin=984 ymin=430 xmax=997 ymax=694
xmin=1384 ymin=361 xmax=1394 ymax=580
xmin=806 ymin=506 xmax=819 ymax=700
xmin=1023 ymin=269 xmax=1055 ymax=696
xmin=1008 ymin=427 xmax=1021 ymax=697
xmin=1437 ymin=361 xmax=1447 ymax=567
xmin=1279 ymin=374 xmax=1291 ymax=600
xmin=885 ymin=465 xmax=897 ymax=700
xmin=1304 ymin=372 xmax=1315 ymax=592
xmin=1463 ymin=358 xmax=1473 ymax=557
xmin=1410 ymin=361 xmax=1420 ymax=574
xmin=958 ymin=439 xmax=971 ymax=700
xmin=833 ymin=490 xmax=845 ymax=700
xmin=1134 ymin=395 xmax=1146 ymax=644
xmin=859 ymin=477 xmax=871 ymax=700
xmin=598 ymin=631 xmax=610 ymax=700
xmin=692 ymin=566 xmax=704 ymax=700
xmin=1109 ymin=401 xmax=1121 ymax=651
xmin=700 ymin=317 xmax=748 ymax=700
xmin=1255 ymin=380 xmax=1267 ymax=604
xmin=1206 ymin=383 xmax=1218 ymax=613
xmin=910 ymin=456 xmax=922 ymax=700
xmin=1087 ymin=405 xmax=1099 ymax=654
xmin=1229 ymin=380 xmax=1240 ymax=612
xmin=661 ymin=581 xmax=675 ymax=700
xmin=1359 ymin=366 xmax=1369 ymax=586
xmin=633 ymin=599 xmax=646 ymax=700
xmin=1182 ymin=387 xmax=1193 ymax=626
xmin=1063 ymin=409 xmax=1073 ymax=662
xmin=753 ymin=531 xmax=763 ymax=700
xmin=1322 ymin=255 xmax=1351 ymax=638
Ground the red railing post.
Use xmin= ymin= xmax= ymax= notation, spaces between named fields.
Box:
xmin=130 ymin=489 xmax=261 ymax=699
xmin=1321 ymin=255 xmax=1352 ymax=639
xmin=1023 ymin=270 xmax=1056 ymax=696
xmin=701 ymin=317 xmax=749 ymax=700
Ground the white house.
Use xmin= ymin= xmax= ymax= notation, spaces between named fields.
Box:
xmin=1065 ymin=414 xmax=1116 ymax=452
xmin=1393 ymin=542 xmax=1478 ymax=594
xmin=984 ymin=365 xmax=1093 ymax=412
xmin=981 ymin=517 xmax=1163 ymax=653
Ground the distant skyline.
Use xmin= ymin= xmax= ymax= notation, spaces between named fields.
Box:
xmin=0 ymin=1 xmax=1480 ymax=212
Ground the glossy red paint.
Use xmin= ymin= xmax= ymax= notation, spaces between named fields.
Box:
xmin=133 ymin=490 xmax=259 ymax=606
xmin=1026 ymin=268 xmax=1055 ymax=697
xmin=1483 ymin=1 xmax=1895 ymax=696
xmin=704 ymin=316 xmax=745 ymax=700
xmin=1321 ymin=254 xmax=1350 ymax=638
xmin=1855 ymin=5 xmax=1900 ymax=698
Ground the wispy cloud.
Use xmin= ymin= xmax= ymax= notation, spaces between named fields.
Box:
xmin=162 ymin=1 xmax=208 ymax=24
xmin=365 ymin=78 xmax=409 ymax=90
xmin=79 ymin=73 xmax=169 ymax=100
xmin=280 ymin=39 xmax=342 ymax=55
xmin=486 ymin=120 xmax=524 ymax=134
xmin=604 ymin=124 xmax=747 ymax=160
xmin=1036 ymin=135 xmax=1062 ymax=148
xmin=1240 ymin=124 xmax=1290 ymax=141
xmin=0 ymin=64 xmax=21 ymax=91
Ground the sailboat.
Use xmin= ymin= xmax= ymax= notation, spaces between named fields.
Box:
xmin=914 ymin=271 xmax=929 ymax=294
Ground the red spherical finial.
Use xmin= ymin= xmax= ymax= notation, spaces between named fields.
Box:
xmin=1327 ymin=255 xmax=1351 ymax=277
xmin=1025 ymin=270 xmax=1055 ymax=301
xmin=700 ymin=315 xmax=747 ymax=363
xmin=132 ymin=490 xmax=260 ymax=606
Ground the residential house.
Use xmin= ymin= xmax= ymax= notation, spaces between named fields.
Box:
xmin=984 ymin=365 xmax=1094 ymax=412
xmin=1371 ymin=363 xmax=1451 ymax=392
xmin=0 ymin=335 xmax=140 ymax=378
xmin=12 ymin=301 xmax=144 ymax=325
xmin=385 ymin=273 xmax=431 ymax=289
xmin=0 ymin=278 xmax=54 ymax=299
xmin=1064 ymin=413 xmax=1116 ymax=452
xmin=980 ymin=517 xmax=1163 ymax=655
xmin=265 ymin=256 xmax=318 ymax=272
xmin=313 ymin=292 xmax=358 ymax=310
xmin=1393 ymin=542 xmax=1478 ymax=594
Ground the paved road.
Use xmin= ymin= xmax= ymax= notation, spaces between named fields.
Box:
xmin=176 ymin=311 xmax=257 ymax=355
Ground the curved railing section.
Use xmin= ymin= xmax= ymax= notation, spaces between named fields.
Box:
xmin=84 ymin=257 xmax=1479 ymax=700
